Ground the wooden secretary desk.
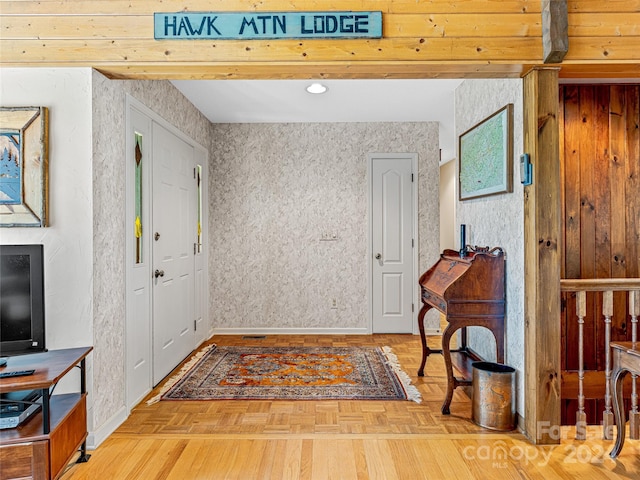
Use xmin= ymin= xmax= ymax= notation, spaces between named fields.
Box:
xmin=417 ymin=247 xmax=506 ymax=414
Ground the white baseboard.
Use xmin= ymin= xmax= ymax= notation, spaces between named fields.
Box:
xmin=211 ymin=327 xmax=440 ymax=336
xmin=86 ymin=405 xmax=127 ymax=450
xmin=212 ymin=327 xmax=371 ymax=336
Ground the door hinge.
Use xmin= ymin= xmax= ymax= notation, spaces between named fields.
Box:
xmin=194 ymin=243 xmax=197 ymax=255
xmin=411 ymin=173 xmax=414 ymax=182
xmin=194 ymin=167 xmax=196 ymax=179
xmin=412 ymin=238 xmax=414 ymax=248
xmin=194 ymin=320 xmax=197 ymax=331
xmin=412 ymin=303 xmax=415 ymax=313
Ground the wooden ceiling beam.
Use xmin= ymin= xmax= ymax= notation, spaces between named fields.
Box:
xmin=542 ymin=0 xmax=569 ymax=63
xmin=92 ymin=62 xmax=528 ymax=80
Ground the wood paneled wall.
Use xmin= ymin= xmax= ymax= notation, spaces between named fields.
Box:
xmin=1 ymin=0 xmax=639 ymax=79
xmin=560 ymin=84 xmax=640 ymax=424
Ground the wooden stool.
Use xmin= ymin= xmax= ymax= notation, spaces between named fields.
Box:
xmin=610 ymin=341 xmax=640 ymax=458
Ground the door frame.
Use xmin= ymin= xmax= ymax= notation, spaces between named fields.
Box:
xmin=367 ymin=153 xmax=419 ymax=335
xmin=124 ymin=95 xmax=209 ymax=413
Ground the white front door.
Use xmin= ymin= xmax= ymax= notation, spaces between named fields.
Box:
xmin=371 ymin=154 xmax=415 ymax=333
xmin=152 ymin=122 xmax=196 ymax=385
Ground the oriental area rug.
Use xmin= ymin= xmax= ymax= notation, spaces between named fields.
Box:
xmin=147 ymin=345 xmax=421 ymax=404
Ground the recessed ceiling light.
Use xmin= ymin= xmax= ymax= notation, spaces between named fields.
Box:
xmin=306 ymin=83 xmax=328 ymax=94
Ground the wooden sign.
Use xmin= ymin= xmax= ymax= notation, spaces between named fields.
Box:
xmin=154 ymin=11 xmax=382 ymax=40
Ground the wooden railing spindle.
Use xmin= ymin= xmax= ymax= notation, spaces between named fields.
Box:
xmin=602 ymin=290 xmax=613 ymax=440
xmin=576 ymin=290 xmax=587 ymax=440
xmin=630 ymin=290 xmax=639 ymax=440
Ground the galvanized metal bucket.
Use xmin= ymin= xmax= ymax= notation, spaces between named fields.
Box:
xmin=471 ymin=362 xmax=516 ymax=431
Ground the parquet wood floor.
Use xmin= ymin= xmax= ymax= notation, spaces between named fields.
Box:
xmin=61 ymin=335 xmax=639 ymax=479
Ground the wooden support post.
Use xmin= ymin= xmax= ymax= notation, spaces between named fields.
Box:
xmin=541 ymin=0 xmax=568 ymax=63
xmin=523 ymin=67 xmax=562 ymax=445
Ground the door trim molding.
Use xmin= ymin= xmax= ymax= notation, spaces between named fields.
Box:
xmin=367 ymin=153 xmax=419 ymax=335
xmin=124 ymin=94 xmax=209 ymax=413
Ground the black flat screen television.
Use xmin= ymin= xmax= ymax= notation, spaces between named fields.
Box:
xmin=0 ymin=244 xmax=46 ymax=356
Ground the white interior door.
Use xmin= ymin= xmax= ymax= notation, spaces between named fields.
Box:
xmin=371 ymin=154 xmax=415 ymax=333
xmin=152 ymin=122 xmax=196 ymax=385
xmin=125 ymin=105 xmax=153 ymax=408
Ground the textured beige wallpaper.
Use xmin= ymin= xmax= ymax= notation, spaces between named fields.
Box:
xmin=91 ymin=72 xmax=211 ymax=432
xmin=455 ymin=79 xmax=525 ymax=415
xmin=209 ymin=122 xmax=440 ymax=332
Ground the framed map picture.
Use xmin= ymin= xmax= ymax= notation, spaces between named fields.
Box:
xmin=458 ymin=104 xmax=513 ymax=201
xmin=0 ymin=107 xmax=49 ymax=227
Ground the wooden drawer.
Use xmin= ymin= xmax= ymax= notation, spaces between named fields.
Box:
xmin=0 ymin=440 xmax=49 ymax=480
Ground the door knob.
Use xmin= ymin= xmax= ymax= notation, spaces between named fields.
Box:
xmin=154 ymin=269 xmax=165 ymax=278
xmin=375 ymin=253 xmax=382 ymax=260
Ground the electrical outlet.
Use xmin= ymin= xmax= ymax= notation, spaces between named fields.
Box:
xmin=321 ymin=231 xmax=338 ymax=241
xmin=331 ymin=298 xmax=338 ymax=309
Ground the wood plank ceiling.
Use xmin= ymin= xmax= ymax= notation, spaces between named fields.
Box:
xmin=1 ymin=0 xmax=639 ymax=79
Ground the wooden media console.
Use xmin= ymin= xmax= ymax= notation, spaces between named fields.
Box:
xmin=0 ymin=347 xmax=92 ymax=480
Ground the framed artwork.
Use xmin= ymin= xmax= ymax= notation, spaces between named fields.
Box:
xmin=458 ymin=104 xmax=513 ymax=201
xmin=0 ymin=107 xmax=49 ymax=227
